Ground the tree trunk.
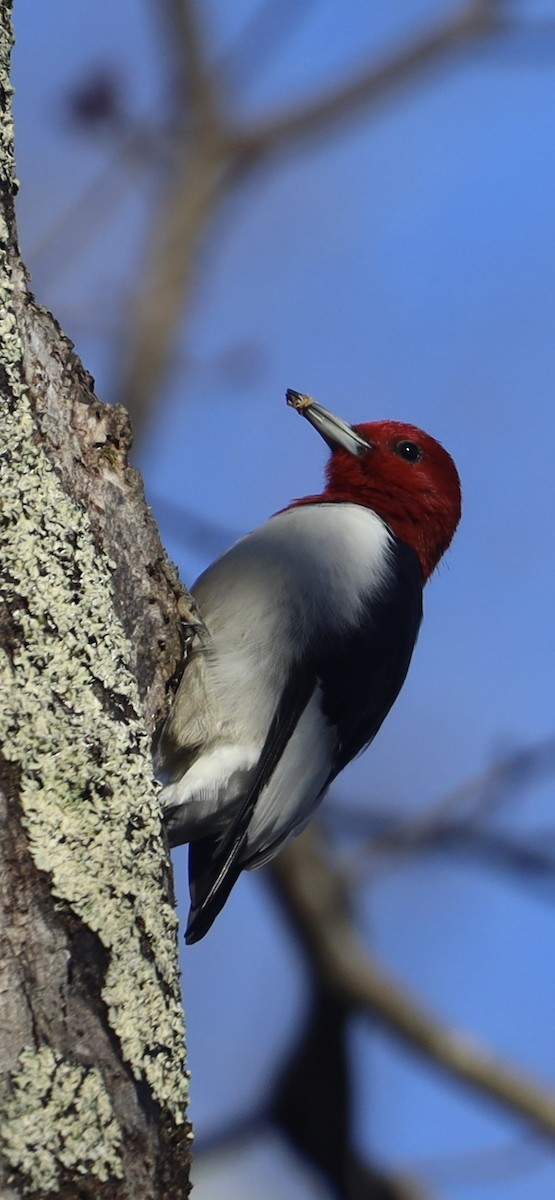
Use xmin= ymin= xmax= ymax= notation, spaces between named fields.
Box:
xmin=0 ymin=4 xmax=192 ymax=1195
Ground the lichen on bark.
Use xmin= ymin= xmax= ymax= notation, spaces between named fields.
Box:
xmin=0 ymin=2 xmax=191 ymax=1193
xmin=0 ymin=1048 xmax=124 ymax=1192
xmin=0 ymin=383 xmax=188 ymax=1115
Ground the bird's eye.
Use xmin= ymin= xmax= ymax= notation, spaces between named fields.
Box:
xmin=394 ymin=440 xmax=423 ymax=463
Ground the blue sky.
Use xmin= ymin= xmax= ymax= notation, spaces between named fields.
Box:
xmin=12 ymin=2 xmax=555 ymax=1197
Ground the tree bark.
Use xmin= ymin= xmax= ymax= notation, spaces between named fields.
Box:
xmin=0 ymin=4 xmax=192 ymax=1196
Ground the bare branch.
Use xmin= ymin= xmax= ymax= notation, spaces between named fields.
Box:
xmin=433 ymin=827 xmax=555 ymax=895
xmin=270 ymin=826 xmax=555 ymax=1144
xmin=117 ymin=138 xmax=230 ymax=427
xmin=229 ymin=3 xmax=505 ymax=162
xmin=28 ymin=132 xmax=155 ymax=285
xmin=406 ymin=1134 xmax=544 ymax=1190
xmin=348 ymin=817 xmax=555 ymax=902
xmin=119 ymin=1 xmax=511 ymax=432
xmin=219 ymin=0 xmax=316 ymax=90
xmin=343 ymin=736 xmax=555 ymax=869
xmin=160 ymin=0 xmax=220 ymax=132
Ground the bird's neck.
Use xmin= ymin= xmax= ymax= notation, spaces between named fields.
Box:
xmin=284 ymin=491 xmax=433 ymax=580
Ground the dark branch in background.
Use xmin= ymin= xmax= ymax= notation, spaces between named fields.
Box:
xmin=218 ymin=0 xmax=316 ymax=90
xmin=194 ymin=1104 xmax=548 ymax=1194
xmin=407 ymin=1134 xmax=546 ymax=1190
xmin=269 ymin=825 xmax=555 ymax=1144
xmin=269 ymin=737 xmax=555 ymax=1196
xmin=366 ymin=737 xmax=555 ymax=842
xmin=162 ymin=0 xmax=220 ymax=127
xmin=340 ymin=818 xmax=555 ymax=905
xmin=332 ymin=736 xmax=555 ymax=893
xmin=192 ymin=988 xmax=429 ymax=1200
xmin=270 ymin=986 xmax=429 ymax=1200
xmin=361 ymin=820 xmax=555 ymax=904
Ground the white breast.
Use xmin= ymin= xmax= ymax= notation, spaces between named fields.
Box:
xmin=194 ymin=503 xmax=392 ymax=734
xmin=161 ymin=504 xmax=393 ymax=844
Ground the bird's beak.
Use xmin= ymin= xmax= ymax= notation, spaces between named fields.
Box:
xmin=286 ymin=389 xmax=372 ymax=457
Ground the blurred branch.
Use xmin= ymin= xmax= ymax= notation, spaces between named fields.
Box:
xmin=232 ymin=3 xmax=504 ymax=161
xmin=219 ymin=0 xmax=316 ymax=90
xmin=195 ymin=1113 xmax=429 ymax=1200
xmin=152 ymin=493 xmax=239 ymax=556
xmin=485 ymin=19 xmax=555 ymax=65
xmin=118 ymin=134 xmax=229 ymax=426
xmin=32 ymin=0 xmax=552 ymax=431
xmin=192 ymin=992 xmax=430 ymax=1200
xmin=161 ymin=0 xmax=220 ymax=130
xmin=270 ymin=825 xmax=555 ymax=1145
xmin=343 ymin=729 xmax=555 ymax=873
xmin=407 ymin=1134 xmax=545 ymax=1189
xmin=270 ymin=986 xmax=431 ymax=1200
xmin=28 ymin=132 xmax=155 ymax=283
xmin=439 ymin=826 xmax=555 ymax=895
xmin=346 ymin=1163 xmax=430 ymax=1200
xmin=118 ymin=0 xmax=512 ymax=433
xmin=357 ymin=820 xmax=555 ymax=903
xmin=336 ymin=736 xmax=555 ymax=886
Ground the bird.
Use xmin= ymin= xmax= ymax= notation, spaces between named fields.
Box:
xmin=159 ymin=390 xmax=461 ymax=943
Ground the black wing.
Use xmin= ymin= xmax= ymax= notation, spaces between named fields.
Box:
xmin=320 ymin=537 xmax=422 ymax=781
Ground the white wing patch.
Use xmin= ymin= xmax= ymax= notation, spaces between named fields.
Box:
xmin=160 ymin=741 xmax=260 ymax=839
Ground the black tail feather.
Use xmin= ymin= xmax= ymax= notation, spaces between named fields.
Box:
xmin=185 ymin=667 xmax=315 ymax=943
xmin=185 ymin=831 xmax=247 ymax=944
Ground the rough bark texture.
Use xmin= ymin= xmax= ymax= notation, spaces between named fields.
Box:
xmin=0 ymin=4 xmax=192 ymax=1196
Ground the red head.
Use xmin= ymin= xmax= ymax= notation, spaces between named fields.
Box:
xmin=287 ymin=393 xmax=461 ymax=581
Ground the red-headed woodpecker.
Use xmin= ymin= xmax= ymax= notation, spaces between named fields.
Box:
xmin=160 ymin=391 xmax=461 ymax=943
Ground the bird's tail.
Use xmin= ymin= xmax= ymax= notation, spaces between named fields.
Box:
xmin=186 ymin=829 xmax=247 ymax=944
xmin=185 ymin=669 xmax=315 ymax=942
